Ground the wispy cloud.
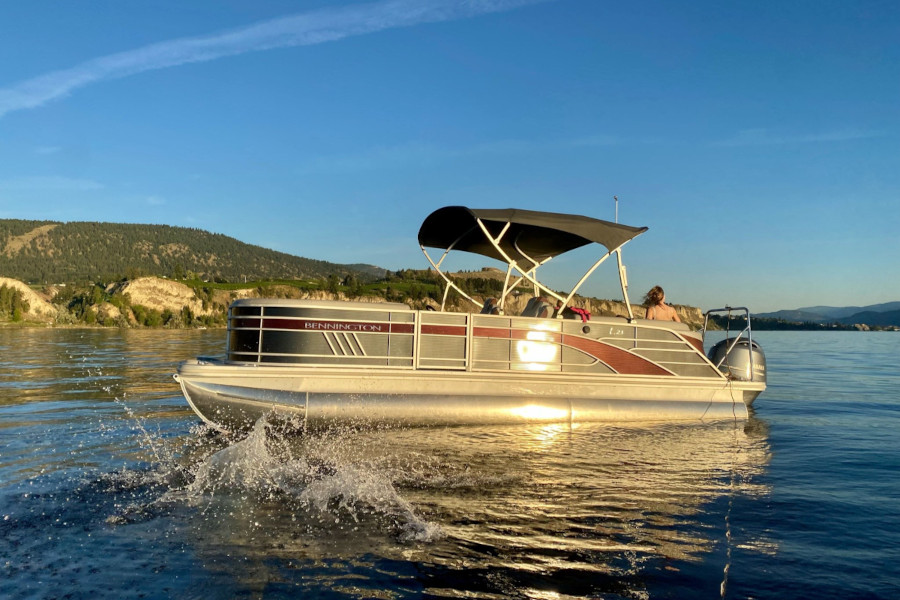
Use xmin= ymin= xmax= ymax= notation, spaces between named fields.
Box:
xmin=713 ymin=128 xmax=882 ymax=147
xmin=0 ymin=0 xmax=549 ymax=120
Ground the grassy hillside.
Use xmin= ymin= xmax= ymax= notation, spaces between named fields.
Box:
xmin=0 ymin=219 xmax=382 ymax=284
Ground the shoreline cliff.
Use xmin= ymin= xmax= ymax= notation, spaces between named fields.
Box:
xmin=1 ymin=276 xmax=705 ymax=330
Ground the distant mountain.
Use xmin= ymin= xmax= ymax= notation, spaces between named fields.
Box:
xmin=792 ymin=302 xmax=900 ymax=319
xmin=0 ymin=219 xmax=383 ymax=284
xmin=757 ymin=309 xmax=832 ymax=323
xmin=758 ymin=302 xmax=900 ymax=327
xmin=835 ymin=310 xmax=900 ymax=327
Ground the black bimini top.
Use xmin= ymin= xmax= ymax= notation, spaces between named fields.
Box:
xmin=418 ymin=206 xmax=648 ymax=264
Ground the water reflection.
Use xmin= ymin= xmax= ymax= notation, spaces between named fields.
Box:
xmin=0 ymin=328 xmax=222 ymax=487
xmin=152 ymin=417 xmax=772 ymax=598
xmin=0 ymin=328 xmax=772 ymax=600
xmin=0 ymin=328 xmax=224 ymax=407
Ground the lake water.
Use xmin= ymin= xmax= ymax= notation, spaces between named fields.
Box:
xmin=1 ymin=328 xmax=898 ymax=599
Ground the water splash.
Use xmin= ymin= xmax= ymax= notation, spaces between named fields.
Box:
xmin=145 ymin=415 xmax=444 ymax=543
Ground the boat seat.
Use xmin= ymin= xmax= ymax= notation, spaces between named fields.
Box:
xmin=481 ymin=298 xmax=500 ymax=315
xmin=520 ymin=297 xmax=554 ymax=318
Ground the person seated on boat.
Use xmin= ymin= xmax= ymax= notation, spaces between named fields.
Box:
xmin=520 ymin=295 xmax=555 ymax=318
xmin=481 ymin=297 xmax=500 ymax=315
xmin=643 ymin=285 xmax=681 ymax=322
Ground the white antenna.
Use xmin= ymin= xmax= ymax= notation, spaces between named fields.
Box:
xmin=614 ymin=195 xmax=619 ymax=223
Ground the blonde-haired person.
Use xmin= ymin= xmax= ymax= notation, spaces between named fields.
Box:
xmin=643 ymin=285 xmax=681 ymax=322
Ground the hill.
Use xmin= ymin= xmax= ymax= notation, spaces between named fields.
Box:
xmin=836 ymin=309 xmax=900 ymax=327
xmin=0 ymin=219 xmax=380 ymax=284
xmin=0 ymin=277 xmax=58 ymax=321
xmin=758 ymin=302 xmax=900 ymax=328
xmin=795 ymin=302 xmax=900 ymax=319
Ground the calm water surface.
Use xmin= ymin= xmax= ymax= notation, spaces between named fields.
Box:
xmin=1 ymin=328 xmax=898 ymax=599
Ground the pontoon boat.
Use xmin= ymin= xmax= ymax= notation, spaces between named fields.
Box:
xmin=175 ymin=206 xmax=765 ymax=432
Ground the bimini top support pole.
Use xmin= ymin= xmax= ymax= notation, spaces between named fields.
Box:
xmin=474 ymin=217 xmax=561 ymax=306
xmin=560 ymin=249 xmax=615 ymax=312
xmin=558 ymin=239 xmax=636 ymax=318
xmin=420 ymin=225 xmax=485 ymax=311
xmin=616 ymin=248 xmax=634 ymax=321
xmin=421 ymin=245 xmax=483 ymax=311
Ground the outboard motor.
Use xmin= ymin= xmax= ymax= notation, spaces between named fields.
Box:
xmin=708 ymin=337 xmax=766 ymax=383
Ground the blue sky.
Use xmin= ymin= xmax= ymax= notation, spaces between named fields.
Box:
xmin=1 ymin=0 xmax=897 ymax=313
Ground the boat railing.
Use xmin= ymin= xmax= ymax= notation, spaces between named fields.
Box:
xmin=702 ymin=306 xmax=757 ymax=372
xmin=225 ymin=301 xmax=723 ymax=379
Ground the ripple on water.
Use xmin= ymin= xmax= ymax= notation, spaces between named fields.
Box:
xmin=2 ymin=410 xmax=771 ymax=599
xmin=15 ymin=329 xmax=899 ymax=598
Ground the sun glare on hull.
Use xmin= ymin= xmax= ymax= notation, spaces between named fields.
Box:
xmin=514 ymin=328 xmax=559 ymax=372
xmin=509 ymin=404 xmax=570 ymax=421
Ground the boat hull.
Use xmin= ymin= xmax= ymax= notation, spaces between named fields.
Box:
xmin=175 ymin=358 xmax=761 ymax=432
xmin=174 ymin=298 xmax=765 ymax=432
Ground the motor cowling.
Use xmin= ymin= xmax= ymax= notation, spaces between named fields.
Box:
xmin=707 ymin=337 xmax=767 ymax=383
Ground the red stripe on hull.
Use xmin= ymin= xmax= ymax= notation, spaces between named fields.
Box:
xmin=561 ymin=335 xmax=671 ymax=376
xmin=686 ymin=336 xmax=704 ymax=354
xmin=420 ymin=324 xmax=467 ymax=336
xmin=232 ymin=317 xmax=414 ymax=334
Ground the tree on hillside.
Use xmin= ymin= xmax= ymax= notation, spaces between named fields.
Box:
xmin=326 ymin=274 xmax=340 ymax=294
xmin=0 ymin=219 xmax=380 ymax=284
xmin=0 ymin=285 xmax=30 ymax=321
